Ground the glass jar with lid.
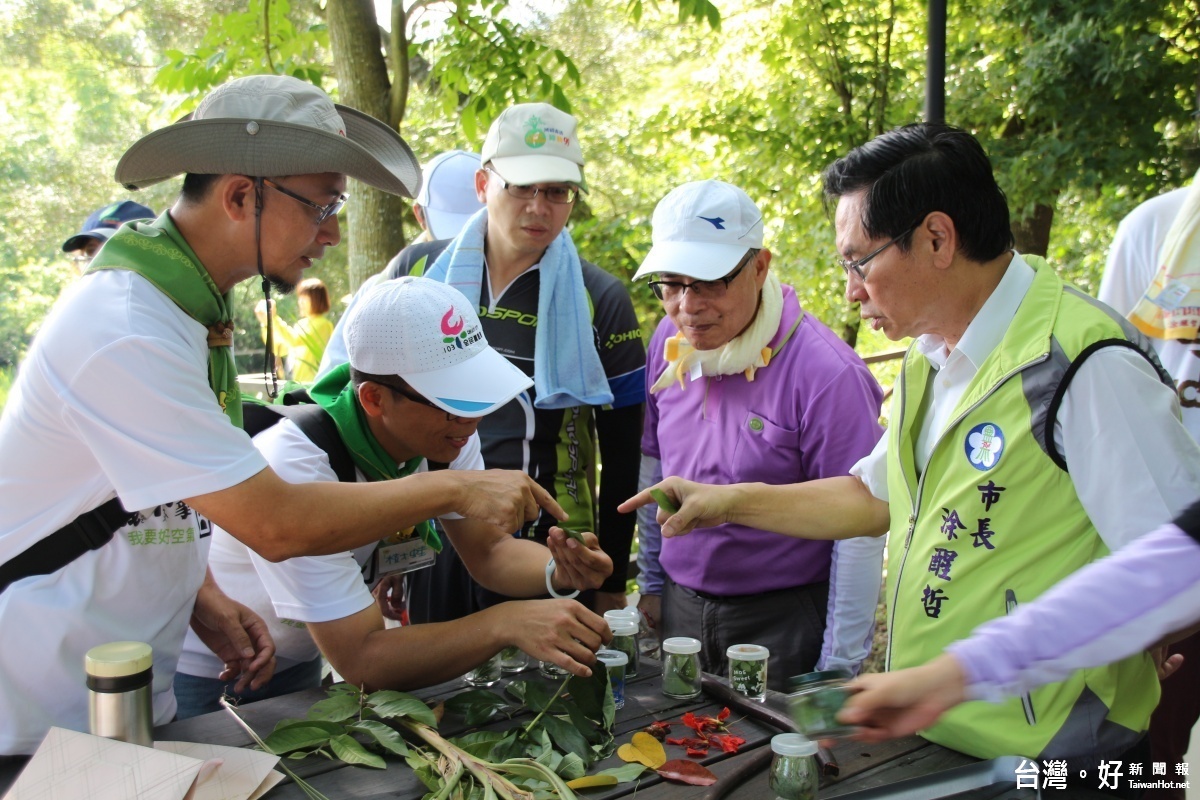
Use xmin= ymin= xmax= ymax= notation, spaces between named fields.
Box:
xmin=608 ymin=619 xmax=640 ymax=678
xmin=768 ymin=733 xmax=819 ymax=800
xmin=786 ymin=668 xmax=854 ymax=739
xmin=661 ymin=636 xmax=701 ymax=699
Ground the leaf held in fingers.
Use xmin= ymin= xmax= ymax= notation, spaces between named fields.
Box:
xmin=649 ymin=488 xmax=680 ymax=515
xmin=657 ymin=759 xmax=718 ymax=785
xmin=563 ymin=528 xmax=587 ymax=544
xmin=617 ymin=732 xmax=667 ymax=768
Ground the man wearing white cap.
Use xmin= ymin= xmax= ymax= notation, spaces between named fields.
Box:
xmin=373 ymin=103 xmax=646 ymax=621
xmin=414 ymin=150 xmax=487 ymax=242
xmin=174 ymin=276 xmax=612 ymax=718
xmin=0 ymin=75 xmax=564 ymax=755
xmin=316 ymin=150 xmax=486 ymax=375
xmin=629 ymin=179 xmax=885 ymax=689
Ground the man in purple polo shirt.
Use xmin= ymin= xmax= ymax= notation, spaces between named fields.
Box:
xmin=632 ymin=180 xmax=885 ymax=688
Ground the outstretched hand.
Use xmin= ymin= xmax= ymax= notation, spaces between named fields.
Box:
xmin=617 ymin=476 xmax=736 ymax=537
xmin=547 ymin=527 xmax=612 ymax=591
xmin=456 ymin=470 xmax=567 ymax=533
xmin=836 ymin=654 xmax=967 ymax=742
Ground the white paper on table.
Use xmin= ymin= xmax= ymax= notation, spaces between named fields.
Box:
xmin=3 ymin=730 xmax=287 ymax=800
xmin=4 ymin=727 xmax=203 ymax=800
xmin=154 ymin=742 xmax=282 ymax=800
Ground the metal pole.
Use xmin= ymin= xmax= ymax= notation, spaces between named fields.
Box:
xmin=925 ymin=0 xmax=947 ymax=123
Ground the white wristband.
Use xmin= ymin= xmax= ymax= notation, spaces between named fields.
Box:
xmin=545 ymin=557 xmax=580 ymax=599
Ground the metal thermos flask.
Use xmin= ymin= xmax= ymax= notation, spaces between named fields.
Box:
xmin=85 ymin=641 xmax=154 ymax=747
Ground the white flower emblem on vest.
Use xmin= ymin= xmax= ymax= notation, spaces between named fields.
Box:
xmin=965 ymin=422 xmax=1005 ymax=471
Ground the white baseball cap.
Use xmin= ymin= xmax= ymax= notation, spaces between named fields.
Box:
xmin=632 ymin=180 xmax=764 ymax=281
xmin=416 ymin=150 xmax=485 ymax=240
xmin=343 ymin=276 xmax=532 ymax=417
xmin=481 ymin=103 xmax=587 ymax=191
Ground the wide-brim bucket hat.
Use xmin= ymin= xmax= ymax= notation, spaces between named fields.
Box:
xmin=115 ymin=75 xmax=421 ymax=198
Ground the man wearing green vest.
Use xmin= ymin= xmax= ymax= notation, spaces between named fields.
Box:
xmin=0 ymin=75 xmax=565 ymax=756
xmin=623 ymin=123 xmax=1200 ymax=783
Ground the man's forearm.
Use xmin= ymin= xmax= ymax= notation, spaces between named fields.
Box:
xmin=725 ymin=476 xmax=890 ymax=540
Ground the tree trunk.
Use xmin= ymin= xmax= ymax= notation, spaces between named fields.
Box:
xmin=1011 ymin=201 xmax=1054 ymax=258
xmin=326 ymin=0 xmax=409 ymax=291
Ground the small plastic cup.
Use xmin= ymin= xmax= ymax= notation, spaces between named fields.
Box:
xmin=464 ymin=652 xmax=503 ymax=687
xmin=595 ymin=649 xmax=629 ymax=709
xmin=786 ymin=669 xmax=854 ymax=739
xmin=727 ymin=643 xmax=769 ymax=702
xmin=661 ymin=637 xmax=702 ymax=699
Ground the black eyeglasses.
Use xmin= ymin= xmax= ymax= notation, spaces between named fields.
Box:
xmin=837 ymin=224 xmax=916 ymax=281
xmin=376 ymin=380 xmax=467 ymax=422
xmin=261 ymin=178 xmax=348 ymax=224
xmin=483 ymin=167 xmax=578 ymax=205
xmin=646 ymin=249 xmax=758 ymax=302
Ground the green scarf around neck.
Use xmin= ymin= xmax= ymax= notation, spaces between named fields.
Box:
xmin=87 ymin=213 xmax=242 ymax=427
xmin=310 ymin=364 xmax=442 ymax=552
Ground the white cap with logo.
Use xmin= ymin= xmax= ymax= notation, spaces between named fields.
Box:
xmin=481 ymin=102 xmax=587 ymax=191
xmin=416 ymin=150 xmax=485 ymax=240
xmin=343 ymin=276 xmax=532 ymax=417
xmin=633 ymin=180 xmax=764 ymax=282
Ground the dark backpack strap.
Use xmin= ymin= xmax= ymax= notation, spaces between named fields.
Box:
xmin=0 ymin=496 xmax=130 ymax=594
xmin=242 ymin=398 xmax=356 ymax=484
xmin=273 ymin=404 xmax=357 ymax=484
xmin=1043 ymin=338 xmax=1175 ymax=472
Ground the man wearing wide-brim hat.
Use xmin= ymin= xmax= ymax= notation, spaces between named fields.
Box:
xmin=0 ymin=75 xmax=572 ymax=756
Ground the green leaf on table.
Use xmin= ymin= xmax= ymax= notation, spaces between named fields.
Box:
xmin=556 ymin=751 xmax=588 ymax=781
xmin=513 ymin=680 xmax=559 ymax=713
xmin=261 ymin=723 xmax=336 ymax=754
xmin=451 ymin=730 xmax=508 ymax=759
xmin=329 ymin=734 xmax=387 ymax=769
xmin=541 ymin=714 xmax=592 ymax=763
xmin=271 ymin=719 xmax=344 ymax=736
xmin=306 ymin=693 xmax=360 ymax=722
xmin=491 ymin=728 xmax=534 ymax=762
xmin=347 ymin=720 xmax=409 ymax=756
xmin=444 ymin=688 xmax=513 ymax=725
xmin=595 ymin=763 xmax=650 ymax=783
xmin=366 ymin=690 xmax=437 ymax=726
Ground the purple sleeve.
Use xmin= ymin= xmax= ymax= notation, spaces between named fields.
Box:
xmin=949 ymin=522 xmax=1200 ymax=703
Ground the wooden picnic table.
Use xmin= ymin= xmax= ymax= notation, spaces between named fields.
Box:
xmin=0 ymin=659 xmax=1056 ymax=799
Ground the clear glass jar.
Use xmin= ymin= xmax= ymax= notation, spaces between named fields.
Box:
xmin=539 ymin=660 xmax=570 ymax=680
xmin=595 ymin=649 xmax=628 ymax=709
xmin=500 ymin=646 xmax=528 ymax=674
xmin=605 ymin=607 xmax=657 ymax=659
xmin=608 ymin=619 xmax=639 ymax=678
xmin=786 ymin=669 xmax=854 ymax=739
xmin=768 ymin=733 xmax=819 ymax=800
xmin=661 ymin=636 xmax=701 ymax=699
xmin=464 ymin=652 xmax=503 ymax=687
xmin=726 ymin=643 xmax=769 ymax=702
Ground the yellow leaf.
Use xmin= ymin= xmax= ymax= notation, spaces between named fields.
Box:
xmin=617 ymin=731 xmax=667 ymax=769
xmin=566 ymin=775 xmax=619 ymax=789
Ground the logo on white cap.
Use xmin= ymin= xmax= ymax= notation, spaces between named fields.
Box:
xmin=633 ymin=180 xmax=764 ymax=282
xmin=344 ymin=276 xmax=531 ymax=417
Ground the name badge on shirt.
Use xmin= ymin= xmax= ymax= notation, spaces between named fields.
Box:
xmin=374 ymin=537 xmax=436 ymax=578
xmin=363 ymin=526 xmax=436 ymax=587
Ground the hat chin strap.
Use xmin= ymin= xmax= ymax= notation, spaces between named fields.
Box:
xmin=255 ymin=177 xmax=279 ymax=400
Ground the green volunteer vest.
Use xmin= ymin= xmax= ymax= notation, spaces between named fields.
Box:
xmin=885 ymin=258 xmax=1164 ymax=760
